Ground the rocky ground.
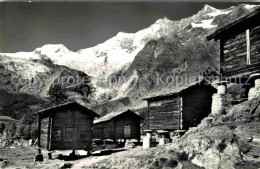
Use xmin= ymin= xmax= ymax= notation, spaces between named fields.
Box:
xmin=170 ymin=96 xmax=260 ymax=169
xmin=0 ymin=144 xmax=202 ymax=169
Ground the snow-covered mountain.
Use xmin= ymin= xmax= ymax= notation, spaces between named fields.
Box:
xmin=1 ymin=4 xmax=259 ymax=109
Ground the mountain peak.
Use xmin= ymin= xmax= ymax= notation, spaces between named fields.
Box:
xmin=115 ymin=32 xmax=133 ymax=38
xmin=202 ymin=4 xmax=217 ymax=13
xmin=155 ymin=17 xmax=172 ymax=24
xmin=34 ymin=44 xmax=70 ymax=55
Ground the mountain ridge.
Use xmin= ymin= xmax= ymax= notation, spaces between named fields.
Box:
xmin=0 ymin=4 xmax=259 ymax=114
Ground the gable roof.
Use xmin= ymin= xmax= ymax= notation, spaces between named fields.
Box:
xmin=207 ymin=7 xmax=260 ymax=41
xmin=142 ymin=79 xmax=216 ymax=101
xmin=34 ymin=101 xmax=99 ymax=117
xmin=94 ymin=109 xmax=143 ymax=124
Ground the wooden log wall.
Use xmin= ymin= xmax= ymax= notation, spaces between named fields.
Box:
xmin=114 ymin=114 xmax=140 ymax=140
xmin=93 ymin=123 xmax=105 ymax=140
xmin=221 ymin=25 xmax=260 ymax=79
xmin=148 ymin=97 xmax=180 ymax=130
xmin=222 ymin=32 xmax=247 ymax=74
xmin=50 ymin=108 xmax=93 ymax=150
xmin=250 ymin=25 xmax=260 ymax=64
xmin=40 ymin=117 xmax=49 ymax=149
xmin=103 ymin=120 xmax=115 ymax=139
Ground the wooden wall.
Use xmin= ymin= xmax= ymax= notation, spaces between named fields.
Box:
xmin=93 ymin=112 xmax=141 ymax=141
xmin=93 ymin=120 xmax=115 ymax=140
xmin=114 ymin=113 xmax=140 ymax=140
xmin=50 ymin=108 xmax=94 ymax=150
xmin=38 ymin=106 xmax=95 ymax=151
xmin=250 ymin=25 xmax=260 ymax=64
xmin=221 ymin=25 xmax=260 ymax=79
xmin=222 ymin=32 xmax=247 ymax=76
xmin=39 ymin=117 xmax=49 ymax=149
xmin=181 ymin=86 xmax=214 ymax=130
xmin=92 ymin=122 xmax=106 ymax=140
xmin=147 ymin=97 xmax=180 ymax=130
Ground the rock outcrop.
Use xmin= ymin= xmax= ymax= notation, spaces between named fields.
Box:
xmin=170 ymin=96 xmax=260 ymax=169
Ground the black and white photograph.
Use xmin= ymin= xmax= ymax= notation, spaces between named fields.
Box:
xmin=0 ymin=0 xmax=260 ymax=168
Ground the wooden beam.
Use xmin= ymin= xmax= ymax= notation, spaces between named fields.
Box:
xmin=38 ymin=116 xmax=41 ymax=147
xmin=47 ymin=117 xmax=51 ymax=150
xmin=246 ymin=29 xmax=251 ymax=65
xmin=147 ymin=101 xmax=150 ymax=130
xmin=179 ymin=97 xmax=183 ymax=130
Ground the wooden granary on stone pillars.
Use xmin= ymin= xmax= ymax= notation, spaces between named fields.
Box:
xmin=92 ymin=109 xmax=143 ymax=143
xmin=207 ymin=7 xmax=260 ymax=106
xmin=142 ymin=79 xmax=217 ymax=149
xmin=34 ymin=102 xmax=99 ymax=153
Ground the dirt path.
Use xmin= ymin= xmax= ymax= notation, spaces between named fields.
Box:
xmin=72 ymin=148 xmax=136 ymax=168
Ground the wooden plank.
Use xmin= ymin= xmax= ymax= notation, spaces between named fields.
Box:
xmin=250 ymin=29 xmax=260 ymax=64
xmin=150 ymin=118 xmax=179 ymax=124
xmin=149 ymin=110 xmax=180 ymax=115
xmin=224 ymin=39 xmax=246 ymax=51
xmin=150 ymin=124 xmax=179 ymax=130
xmin=40 ymin=129 xmax=48 ymax=132
xmin=149 ymin=104 xmax=180 ymax=112
xmin=222 ymin=62 xmax=260 ymax=78
xmin=246 ymin=29 xmax=251 ymax=65
xmin=224 ymin=32 xmax=246 ymax=46
xmin=38 ymin=116 xmax=41 ymax=147
xmin=40 ymin=134 xmax=48 ymax=138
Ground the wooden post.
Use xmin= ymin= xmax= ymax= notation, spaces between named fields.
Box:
xmin=47 ymin=117 xmax=51 ymax=150
xmin=179 ymin=97 xmax=183 ymax=130
xmin=48 ymin=117 xmax=52 ymax=150
xmin=246 ymin=29 xmax=251 ymax=65
xmin=220 ymin=39 xmax=224 ymax=79
xmin=147 ymin=101 xmax=150 ymax=130
xmin=38 ymin=115 xmax=41 ymax=147
xmin=113 ymin=119 xmax=116 ymax=142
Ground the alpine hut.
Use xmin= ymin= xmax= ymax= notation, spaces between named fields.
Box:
xmin=35 ymin=101 xmax=99 ymax=151
xmin=207 ymin=7 xmax=260 ymax=99
xmin=93 ymin=109 xmax=143 ymax=143
xmin=142 ymin=79 xmax=217 ymax=132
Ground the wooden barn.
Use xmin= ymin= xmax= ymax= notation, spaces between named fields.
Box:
xmin=207 ymin=7 xmax=260 ymax=84
xmin=143 ymin=80 xmax=217 ymax=131
xmin=35 ymin=102 xmax=99 ymax=151
xmin=93 ymin=110 xmax=143 ymax=142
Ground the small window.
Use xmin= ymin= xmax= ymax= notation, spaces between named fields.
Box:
xmin=124 ymin=126 xmax=131 ymax=138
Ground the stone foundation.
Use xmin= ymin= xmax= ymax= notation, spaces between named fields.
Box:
xmin=157 ymin=131 xmax=169 ymax=146
xmin=211 ymin=84 xmax=228 ymax=115
xmin=211 ymin=94 xmax=226 ymax=115
xmin=248 ymin=79 xmax=260 ymax=100
xmin=143 ymin=130 xmax=153 ymax=149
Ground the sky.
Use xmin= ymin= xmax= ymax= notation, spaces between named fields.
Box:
xmin=0 ymin=1 xmax=259 ymax=53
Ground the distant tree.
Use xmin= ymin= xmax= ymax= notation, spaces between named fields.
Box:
xmin=200 ymin=66 xmax=219 ymax=83
xmin=16 ymin=113 xmax=36 ymax=140
xmin=0 ymin=122 xmax=5 ymax=133
xmin=47 ymin=85 xmax=68 ymax=103
xmin=8 ymin=122 xmax=17 ymax=138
